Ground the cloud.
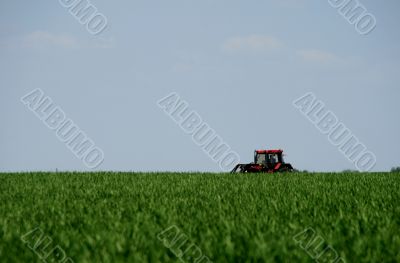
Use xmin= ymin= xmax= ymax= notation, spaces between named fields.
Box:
xmin=222 ymin=35 xmax=282 ymax=53
xmin=296 ymin=49 xmax=339 ymax=63
xmin=22 ymin=31 xmax=79 ymax=49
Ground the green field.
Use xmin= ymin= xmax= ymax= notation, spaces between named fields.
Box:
xmin=1 ymin=172 xmax=399 ymax=262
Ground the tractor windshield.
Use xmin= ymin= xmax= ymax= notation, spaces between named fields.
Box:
xmin=255 ymin=153 xmax=266 ymax=165
xmin=255 ymin=152 xmax=282 ymax=165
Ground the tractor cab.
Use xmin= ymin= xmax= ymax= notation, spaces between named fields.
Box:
xmin=254 ymin=150 xmax=284 ymax=169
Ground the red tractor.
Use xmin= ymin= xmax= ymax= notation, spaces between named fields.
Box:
xmin=231 ymin=149 xmax=294 ymax=173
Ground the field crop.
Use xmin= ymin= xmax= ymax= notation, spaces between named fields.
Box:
xmin=0 ymin=172 xmax=399 ymax=262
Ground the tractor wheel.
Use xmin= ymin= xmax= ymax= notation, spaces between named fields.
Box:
xmin=278 ymin=164 xmax=293 ymax=172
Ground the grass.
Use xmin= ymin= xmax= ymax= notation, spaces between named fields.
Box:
xmin=0 ymin=172 xmax=399 ymax=262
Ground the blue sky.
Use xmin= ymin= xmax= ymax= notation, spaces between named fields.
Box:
xmin=1 ymin=0 xmax=399 ymax=172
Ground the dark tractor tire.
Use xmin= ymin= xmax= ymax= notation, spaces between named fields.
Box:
xmin=278 ymin=163 xmax=294 ymax=172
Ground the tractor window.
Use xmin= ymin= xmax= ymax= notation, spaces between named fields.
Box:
xmin=255 ymin=154 xmax=266 ymax=165
xmin=268 ymin=154 xmax=278 ymax=164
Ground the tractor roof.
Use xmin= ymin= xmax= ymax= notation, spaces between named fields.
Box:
xmin=255 ymin=149 xmax=283 ymax=154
